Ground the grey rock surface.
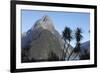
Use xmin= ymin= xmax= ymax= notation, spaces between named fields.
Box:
xmin=21 ymin=15 xmax=66 ymax=62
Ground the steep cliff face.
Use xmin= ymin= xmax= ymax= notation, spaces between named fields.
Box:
xmin=28 ymin=30 xmax=64 ymax=61
xmin=80 ymin=41 xmax=90 ymax=60
xmin=21 ymin=15 xmax=66 ymax=62
xmin=22 ymin=15 xmax=64 ymax=49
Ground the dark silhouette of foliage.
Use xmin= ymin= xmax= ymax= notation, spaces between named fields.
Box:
xmin=21 ymin=44 xmax=31 ymax=63
xmin=48 ymin=51 xmax=59 ymax=61
xmin=21 ymin=48 xmax=30 ymax=62
xmin=74 ymin=28 xmax=83 ymax=53
xmin=74 ymin=43 xmax=81 ymax=53
xmin=62 ymin=26 xmax=73 ymax=60
xmin=72 ymin=28 xmax=83 ymax=60
xmin=62 ymin=27 xmax=73 ymax=44
xmin=75 ymin=28 xmax=83 ymax=42
xmin=67 ymin=28 xmax=83 ymax=60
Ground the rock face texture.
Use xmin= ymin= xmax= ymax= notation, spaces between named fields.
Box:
xmin=80 ymin=41 xmax=90 ymax=60
xmin=29 ymin=30 xmax=64 ymax=61
xmin=21 ymin=15 xmax=66 ymax=62
xmin=22 ymin=15 xmax=65 ymax=50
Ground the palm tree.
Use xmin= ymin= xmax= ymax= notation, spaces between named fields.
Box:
xmin=74 ymin=28 xmax=83 ymax=52
xmin=62 ymin=26 xmax=73 ymax=60
xmin=72 ymin=28 xmax=83 ymax=60
xmin=67 ymin=28 xmax=83 ymax=60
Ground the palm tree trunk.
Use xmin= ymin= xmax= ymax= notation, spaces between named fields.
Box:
xmin=63 ymin=40 xmax=67 ymax=60
xmin=72 ymin=52 xmax=79 ymax=60
xmin=67 ymin=41 xmax=75 ymax=60
xmin=67 ymin=48 xmax=74 ymax=60
xmin=66 ymin=41 xmax=70 ymax=55
xmin=63 ymin=41 xmax=70 ymax=60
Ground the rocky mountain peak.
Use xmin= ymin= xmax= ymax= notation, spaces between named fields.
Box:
xmin=42 ymin=15 xmax=51 ymax=21
xmin=32 ymin=15 xmax=55 ymax=33
xmin=21 ymin=15 xmax=75 ymax=62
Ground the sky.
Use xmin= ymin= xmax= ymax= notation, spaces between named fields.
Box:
xmin=21 ymin=10 xmax=90 ymax=47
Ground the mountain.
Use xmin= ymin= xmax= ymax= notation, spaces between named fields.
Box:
xmin=32 ymin=15 xmax=55 ymax=33
xmin=21 ymin=15 xmax=69 ymax=62
xmin=80 ymin=41 xmax=90 ymax=60
xmin=80 ymin=41 xmax=90 ymax=55
xmin=65 ymin=41 xmax=90 ymax=60
xmin=21 ymin=15 xmax=90 ymax=62
xmin=22 ymin=15 xmax=65 ymax=49
xmin=28 ymin=30 xmax=64 ymax=61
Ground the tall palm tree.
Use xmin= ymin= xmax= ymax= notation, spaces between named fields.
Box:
xmin=62 ymin=26 xmax=73 ymax=60
xmin=67 ymin=28 xmax=83 ymax=60
xmin=72 ymin=28 xmax=83 ymax=60
xmin=74 ymin=28 xmax=83 ymax=52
